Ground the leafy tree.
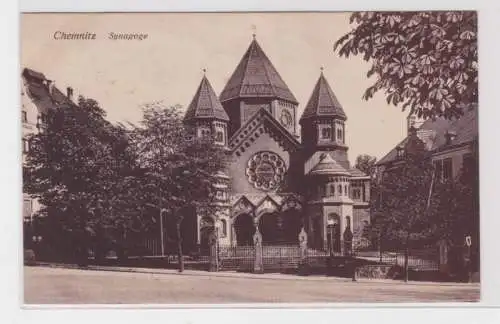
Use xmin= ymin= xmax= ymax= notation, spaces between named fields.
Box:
xmin=365 ymin=133 xmax=437 ymax=281
xmin=431 ymin=137 xmax=479 ymax=274
xmin=132 ymin=103 xmax=227 ymax=272
xmin=354 ymin=154 xmax=377 ymax=178
xmin=335 ymin=11 xmax=477 ymax=120
xmin=23 ymin=96 xmax=137 ymax=264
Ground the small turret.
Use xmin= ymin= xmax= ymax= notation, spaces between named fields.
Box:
xmin=184 ymin=70 xmax=229 ymax=147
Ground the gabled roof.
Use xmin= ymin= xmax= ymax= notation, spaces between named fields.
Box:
xmin=300 ymin=71 xmax=346 ymax=122
xmin=219 ymin=37 xmax=297 ymax=104
xmin=377 ymin=105 xmax=478 ymax=166
xmin=309 ymin=153 xmax=350 ymax=176
xmin=228 ymin=107 xmax=301 ymax=153
xmin=184 ymin=75 xmax=229 ymax=122
xmin=22 ymin=67 xmax=74 ymax=114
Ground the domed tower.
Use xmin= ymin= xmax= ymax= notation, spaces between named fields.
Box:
xmin=300 ymin=68 xmax=349 ymax=169
xmin=306 ymin=153 xmax=353 ymax=254
xmin=184 ymin=71 xmax=230 ymax=147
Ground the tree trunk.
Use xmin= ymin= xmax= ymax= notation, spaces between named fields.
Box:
xmin=404 ymin=234 xmax=410 ymax=283
xmin=378 ymin=232 xmax=382 ymax=263
xmin=176 ymin=221 xmax=184 ymax=272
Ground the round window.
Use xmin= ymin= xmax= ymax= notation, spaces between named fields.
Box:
xmin=245 ymin=151 xmax=287 ymax=191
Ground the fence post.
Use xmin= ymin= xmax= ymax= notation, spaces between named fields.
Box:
xmin=208 ymin=231 xmax=219 ymax=272
xmin=253 ymin=227 xmax=263 ymax=274
xmin=298 ymin=227 xmax=309 ymax=275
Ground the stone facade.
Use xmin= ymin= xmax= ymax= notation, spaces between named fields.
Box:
xmin=184 ymin=37 xmax=371 ymax=252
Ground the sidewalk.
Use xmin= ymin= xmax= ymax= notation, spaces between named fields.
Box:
xmin=30 ymin=262 xmax=480 ymax=288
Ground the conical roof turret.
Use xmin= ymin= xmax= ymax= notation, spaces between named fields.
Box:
xmin=184 ymin=74 xmax=229 ymax=122
xmin=300 ymin=70 xmax=346 ymax=122
xmin=219 ymin=36 xmax=297 ymax=104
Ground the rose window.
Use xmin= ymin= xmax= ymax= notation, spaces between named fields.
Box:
xmin=246 ymin=151 xmax=287 ymax=191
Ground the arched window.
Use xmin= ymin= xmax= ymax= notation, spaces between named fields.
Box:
xmin=329 ymin=183 xmax=335 ymax=197
xmin=345 ymin=216 xmax=351 ymax=228
xmin=215 ymin=130 xmax=224 ymax=143
xmin=220 ymin=219 xmax=227 ymax=238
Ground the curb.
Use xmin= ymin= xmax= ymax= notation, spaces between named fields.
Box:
xmin=29 ymin=262 xmax=480 ymax=287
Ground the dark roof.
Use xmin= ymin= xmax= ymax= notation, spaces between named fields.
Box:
xmin=22 ymin=67 xmax=74 ymax=114
xmin=349 ymin=167 xmax=369 ymax=178
xmin=219 ymin=38 xmax=297 ymax=104
xmin=22 ymin=68 xmax=46 ymax=81
xmin=184 ymin=75 xmax=229 ymax=122
xmin=309 ymin=153 xmax=350 ymax=176
xmin=300 ymin=71 xmax=346 ymax=122
xmin=377 ymin=106 xmax=478 ymax=165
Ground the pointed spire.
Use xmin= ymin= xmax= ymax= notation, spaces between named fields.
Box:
xmin=219 ymin=38 xmax=297 ymax=104
xmin=184 ymin=74 xmax=229 ymax=122
xmin=300 ymin=70 xmax=346 ymax=122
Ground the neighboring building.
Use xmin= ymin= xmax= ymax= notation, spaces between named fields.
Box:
xmin=21 ymin=68 xmax=75 ymax=223
xmin=376 ymin=106 xmax=478 ymax=182
xmin=375 ymin=105 xmax=479 ymax=272
xmin=183 ymin=36 xmax=371 ymax=253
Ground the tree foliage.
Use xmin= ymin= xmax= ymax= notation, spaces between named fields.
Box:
xmin=24 ymin=98 xmax=228 ymax=267
xmin=131 ymin=102 xmax=228 ymax=271
xmin=23 ymin=97 xmax=138 ymax=261
xmin=335 ymin=11 xmax=478 ymax=120
xmin=132 ymin=103 xmax=227 ymax=216
xmin=354 ymin=154 xmax=377 ymax=178
xmin=370 ymin=149 xmax=436 ymax=248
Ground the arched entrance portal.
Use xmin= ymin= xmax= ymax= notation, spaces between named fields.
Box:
xmin=327 ymin=213 xmax=341 ymax=253
xmin=282 ymin=209 xmax=302 ymax=243
xmin=258 ymin=212 xmax=282 ymax=244
xmin=234 ymin=213 xmax=255 ymax=246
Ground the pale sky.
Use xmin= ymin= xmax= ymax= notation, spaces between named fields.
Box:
xmin=21 ymin=12 xmax=408 ymax=161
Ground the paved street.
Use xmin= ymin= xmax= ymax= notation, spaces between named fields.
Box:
xmin=24 ymin=266 xmax=479 ymax=304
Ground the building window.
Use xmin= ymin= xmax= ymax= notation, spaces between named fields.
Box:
xmin=220 ymin=219 xmax=227 ymax=238
xmin=344 ymin=185 xmax=348 ymax=196
xmin=23 ymin=199 xmax=33 ymax=221
xmin=329 ymin=183 xmax=335 ymax=197
xmin=320 ymin=126 xmax=332 ymax=140
xmin=433 ymin=160 xmax=442 ymax=181
xmin=396 ymin=146 xmax=405 ymax=159
xmin=338 ymin=184 xmax=342 ymax=195
xmin=199 ymin=128 xmax=211 ymax=138
xmin=22 ymin=111 xmax=28 ymax=123
xmin=442 ymin=158 xmax=453 ymax=180
xmin=352 ymin=188 xmax=361 ymax=200
xmin=22 ymin=138 xmax=29 ymax=153
xmin=433 ymin=158 xmax=453 ymax=182
xmin=215 ymin=130 xmax=224 ymax=143
xmin=337 ymin=128 xmax=343 ymax=142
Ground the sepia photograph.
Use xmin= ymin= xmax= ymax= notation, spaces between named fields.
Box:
xmin=20 ymin=11 xmax=479 ymax=304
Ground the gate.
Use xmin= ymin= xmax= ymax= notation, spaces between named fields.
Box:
xmin=218 ymin=245 xmax=254 ymax=272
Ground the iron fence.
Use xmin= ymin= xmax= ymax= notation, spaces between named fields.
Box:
xmin=353 ymin=248 xmax=439 ymax=271
xmin=218 ymin=245 xmax=254 ymax=272
xmin=262 ymin=244 xmax=301 ymax=272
